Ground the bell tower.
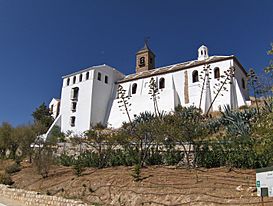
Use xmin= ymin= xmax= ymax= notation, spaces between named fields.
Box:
xmin=136 ymin=40 xmax=155 ymax=73
xmin=198 ymin=45 xmax=209 ymax=60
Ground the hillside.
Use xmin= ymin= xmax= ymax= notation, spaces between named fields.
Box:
xmin=8 ymin=163 xmax=273 ymax=206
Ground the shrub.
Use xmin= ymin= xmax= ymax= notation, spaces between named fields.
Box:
xmin=123 ymin=147 xmax=140 ymax=166
xmin=131 ymin=164 xmax=142 ymax=182
xmin=58 ymin=154 xmax=75 ymax=166
xmin=79 ymin=152 xmax=100 ymax=168
xmin=0 ymin=172 xmax=13 ymax=185
xmin=33 ymin=145 xmax=54 ymax=178
xmin=107 ymin=148 xmax=140 ymax=167
xmin=5 ymin=163 xmax=21 ymax=174
xmin=73 ymin=159 xmax=85 ymax=177
xmin=195 ymin=141 xmax=226 ymax=168
xmin=163 ymin=149 xmax=184 ymax=165
xmin=108 ymin=149 xmax=126 ymax=167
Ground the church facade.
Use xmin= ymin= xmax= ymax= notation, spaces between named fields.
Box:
xmin=47 ymin=44 xmax=250 ymax=137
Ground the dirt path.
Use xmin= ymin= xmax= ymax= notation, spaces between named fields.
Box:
xmin=0 ymin=196 xmax=26 ymax=206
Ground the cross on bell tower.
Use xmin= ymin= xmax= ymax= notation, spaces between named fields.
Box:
xmin=135 ymin=39 xmax=155 ymax=73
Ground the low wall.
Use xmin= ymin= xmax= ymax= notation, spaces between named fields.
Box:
xmin=0 ymin=184 xmax=88 ymax=206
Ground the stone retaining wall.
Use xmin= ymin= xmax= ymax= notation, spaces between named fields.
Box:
xmin=0 ymin=184 xmax=89 ymax=206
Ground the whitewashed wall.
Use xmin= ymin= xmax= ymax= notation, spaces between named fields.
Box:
xmin=60 ymin=70 xmax=94 ymax=135
xmin=59 ymin=65 xmax=124 ymax=135
xmin=108 ymin=58 xmax=249 ymax=128
xmin=49 ymin=98 xmax=60 ymax=119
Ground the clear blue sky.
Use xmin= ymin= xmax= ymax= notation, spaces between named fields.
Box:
xmin=0 ymin=0 xmax=272 ymax=126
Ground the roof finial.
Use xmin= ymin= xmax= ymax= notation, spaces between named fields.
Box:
xmin=144 ymin=36 xmax=150 ymax=49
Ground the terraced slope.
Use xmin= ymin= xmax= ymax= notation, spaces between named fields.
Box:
xmin=12 ymin=165 xmax=272 ymax=206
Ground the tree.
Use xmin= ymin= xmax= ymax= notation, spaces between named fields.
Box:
xmin=83 ymin=124 xmax=117 ymax=168
xmin=12 ymin=125 xmax=36 ymax=162
xmin=32 ymin=103 xmax=53 ymax=135
xmin=47 ymin=125 xmax=65 ymax=144
xmin=162 ymin=106 xmax=208 ymax=167
xmin=33 ymin=140 xmax=55 ymax=178
xmin=117 ymin=111 xmax=163 ymax=167
xmin=132 ymin=112 xmax=163 ymax=166
xmin=0 ymin=123 xmax=15 ymax=158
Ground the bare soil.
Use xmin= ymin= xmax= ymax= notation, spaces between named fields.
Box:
xmin=8 ymin=163 xmax=273 ymax=206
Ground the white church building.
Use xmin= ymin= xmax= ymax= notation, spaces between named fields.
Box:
xmin=47 ymin=43 xmax=250 ymax=137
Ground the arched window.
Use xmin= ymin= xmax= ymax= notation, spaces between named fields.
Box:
xmin=86 ymin=72 xmax=89 ymax=80
xmin=159 ymin=78 xmax=165 ymax=89
xmin=139 ymin=57 xmax=145 ymax=67
xmin=79 ymin=74 xmax=83 ymax=82
xmin=66 ymin=78 xmax=70 ymax=86
xmin=214 ymin=67 xmax=220 ymax=79
xmin=105 ymin=75 xmax=108 ymax=84
xmin=132 ymin=83 xmax=137 ymax=94
xmin=73 ymin=76 xmax=76 ymax=84
xmin=242 ymin=78 xmax=246 ymax=89
xmin=192 ymin=70 xmax=199 ymax=83
xmin=98 ymin=72 xmax=101 ymax=81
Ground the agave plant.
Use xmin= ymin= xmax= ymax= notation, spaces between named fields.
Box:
xmin=220 ymin=105 xmax=257 ymax=136
xmin=206 ymin=118 xmax=222 ymax=134
xmin=133 ymin=111 xmax=156 ymax=125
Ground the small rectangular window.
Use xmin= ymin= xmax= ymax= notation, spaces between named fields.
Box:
xmin=70 ymin=116 xmax=76 ymax=127
xmin=71 ymin=102 xmax=77 ymax=112
xmin=79 ymin=74 xmax=83 ymax=82
xmin=98 ymin=72 xmax=101 ymax=81
xmin=50 ymin=105 xmax=54 ymax=113
xmin=86 ymin=72 xmax=89 ymax=80
xmin=105 ymin=75 xmax=108 ymax=84
xmin=71 ymin=87 xmax=79 ymax=100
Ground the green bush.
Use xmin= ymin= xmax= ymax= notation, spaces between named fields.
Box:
xmin=146 ymin=148 xmax=163 ymax=165
xmin=73 ymin=158 xmax=85 ymax=176
xmin=5 ymin=163 xmax=21 ymax=174
xmin=163 ymin=149 xmax=184 ymax=165
xmin=195 ymin=138 xmax=273 ymax=169
xmin=58 ymin=154 xmax=75 ymax=166
xmin=79 ymin=152 xmax=100 ymax=167
xmin=107 ymin=149 xmax=127 ymax=167
xmin=0 ymin=173 xmax=13 ymax=185
xmin=131 ymin=164 xmax=142 ymax=182
xmin=108 ymin=147 xmax=140 ymax=167
xmin=196 ymin=141 xmax=226 ymax=168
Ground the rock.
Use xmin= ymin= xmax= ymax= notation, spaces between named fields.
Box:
xmin=236 ymin=185 xmax=244 ymax=191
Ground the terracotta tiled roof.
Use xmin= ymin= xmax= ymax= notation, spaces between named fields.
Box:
xmin=117 ymin=55 xmax=246 ymax=83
